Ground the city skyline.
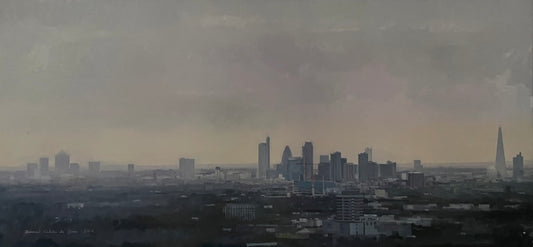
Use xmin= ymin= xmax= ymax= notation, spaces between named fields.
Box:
xmin=11 ymin=125 xmax=531 ymax=169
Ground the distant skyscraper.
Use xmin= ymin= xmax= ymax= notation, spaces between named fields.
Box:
xmin=414 ymin=160 xmax=423 ymax=171
xmin=70 ymin=163 xmax=80 ymax=176
xmin=179 ymin=158 xmax=195 ymax=180
xmin=281 ymin=145 xmax=292 ymax=167
xmin=317 ymin=161 xmax=331 ymax=181
xmin=318 ymin=155 xmax=331 ymax=180
xmin=27 ymin=163 xmax=38 ymax=178
xmin=88 ymin=161 xmax=101 ymax=176
xmin=330 ymin=152 xmax=342 ymax=182
xmin=495 ymin=126 xmax=506 ymax=177
xmin=407 ymin=172 xmax=424 ymax=188
xmin=302 ymin=141 xmax=313 ymax=181
xmin=368 ymin=161 xmax=379 ymax=180
xmin=379 ymin=161 xmax=397 ymax=178
xmin=128 ymin=164 xmax=135 ymax=177
xmin=39 ymin=157 xmax=49 ymax=177
xmin=287 ymin=157 xmax=304 ymax=181
xmin=365 ymin=147 xmax=373 ymax=162
xmin=341 ymin=158 xmax=349 ymax=181
xmin=513 ymin=152 xmax=524 ymax=179
xmin=344 ymin=163 xmax=356 ymax=181
xmin=258 ymin=137 xmax=270 ymax=179
xmin=358 ymin=152 xmax=369 ymax=182
xmin=55 ymin=151 xmax=70 ymax=175
xmin=267 ymin=137 xmax=270 ymax=172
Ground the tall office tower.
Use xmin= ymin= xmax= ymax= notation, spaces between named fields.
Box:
xmin=88 ymin=161 xmax=101 ymax=176
xmin=317 ymin=162 xmax=331 ymax=180
xmin=27 ymin=163 xmax=38 ymax=178
xmin=302 ymin=141 xmax=313 ymax=181
xmin=258 ymin=137 xmax=270 ymax=179
xmin=364 ymin=147 xmax=373 ymax=161
xmin=341 ymin=158 xmax=348 ymax=180
xmin=407 ymin=172 xmax=424 ymax=188
xmin=258 ymin=143 xmax=268 ymax=179
xmin=368 ymin=161 xmax=379 ymax=180
xmin=318 ymin=155 xmax=331 ymax=180
xmin=281 ymin=145 xmax=292 ymax=166
xmin=495 ymin=126 xmax=506 ymax=177
xmin=513 ymin=152 xmax=524 ymax=179
xmin=55 ymin=151 xmax=70 ymax=175
xmin=179 ymin=158 xmax=195 ymax=180
xmin=70 ymin=163 xmax=80 ymax=177
xmin=335 ymin=190 xmax=364 ymax=222
xmin=330 ymin=152 xmax=342 ymax=182
xmin=287 ymin=157 xmax=304 ymax=181
xmin=128 ymin=164 xmax=135 ymax=177
xmin=279 ymin=146 xmax=292 ymax=179
xmin=414 ymin=160 xmax=423 ymax=171
xmin=266 ymin=137 xmax=270 ymax=172
xmin=39 ymin=157 xmax=49 ymax=177
xmin=358 ymin=152 xmax=369 ymax=183
xmin=344 ymin=163 xmax=356 ymax=181
xmin=379 ymin=161 xmax=397 ymax=178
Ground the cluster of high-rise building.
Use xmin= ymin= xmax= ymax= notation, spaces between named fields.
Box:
xmin=25 ymin=151 xmax=120 ymax=179
xmin=261 ymin=138 xmax=397 ymax=184
xmin=258 ymin=126 xmax=526 ymax=184
xmin=22 ymin=151 xmax=201 ymax=181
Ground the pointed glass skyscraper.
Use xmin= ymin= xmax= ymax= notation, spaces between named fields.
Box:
xmin=281 ymin=145 xmax=292 ymax=166
xmin=495 ymin=126 xmax=506 ymax=177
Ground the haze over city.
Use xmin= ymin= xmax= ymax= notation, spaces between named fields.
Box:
xmin=1 ymin=0 xmax=532 ymax=166
xmin=2 ymin=1 xmax=533 ymax=247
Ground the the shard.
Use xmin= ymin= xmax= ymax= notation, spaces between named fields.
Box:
xmin=495 ymin=126 xmax=506 ymax=177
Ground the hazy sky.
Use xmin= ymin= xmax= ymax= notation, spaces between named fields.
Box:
xmin=1 ymin=0 xmax=532 ymax=167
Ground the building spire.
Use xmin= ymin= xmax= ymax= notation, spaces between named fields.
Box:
xmin=495 ymin=126 xmax=506 ymax=177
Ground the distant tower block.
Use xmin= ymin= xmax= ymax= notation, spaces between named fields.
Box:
xmin=331 ymin=152 xmax=342 ymax=182
xmin=513 ymin=153 xmax=524 ymax=179
xmin=302 ymin=141 xmax=313 ymax=181
xmin=495 ymin=126 xmax=506 ymax=178
xmin=70 ymin=163 xmax=80 ymax=177
xmin=27 ymin=163 xmax=38 ymax=178
xmin=319 ymin=155 xmax=329 ymax=163
xmin=365 ymin=147 xmax=373 ymax=161
xmin=408 ymin=172 xmax=424 ymax=188
xmin=179 ymin=158 xmax=195 ymax=180
xmin=128 ymin=164 xmax=135 ymax=177
xmin=39 ymin=157 xmax=49 ymax=177
xmin=414 ymin=160 xmax=423 ymax=171
xmin=55 ymin=151 xmax=70 ymax=175
xmin=258 ymin=136 xmax=270 ymax=179
xmin=358 ymin=152 xmax=369 ymax=183
xmin=88 ymin=161 xmax=101 ymax=176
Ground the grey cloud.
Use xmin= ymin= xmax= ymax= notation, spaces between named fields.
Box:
xmin=0 ymin=0 xmax=531 ymax=164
